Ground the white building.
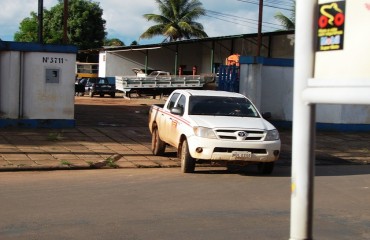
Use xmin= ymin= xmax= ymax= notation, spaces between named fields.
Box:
xmin=0 ymin=41 xmax=77 ymax=128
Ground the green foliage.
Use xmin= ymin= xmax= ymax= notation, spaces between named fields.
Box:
xmin=274 ymin=0 xmax=295 ymax=30
xmin=104 ymin=38 xmax=125 ymax=46
xmin=140 ymin=0 xmax=208 ymax=42
xmin=60 ymin=160 xmax=72 ymax=166
xmin=14 ymin=0 xmax=107 ymax=50
xmin=47 ymin=131 xmax=64 ymax=141
xmin=14 ymin=12 xmax=39 ymax=42
xmin=105 ymin=157 xmax=119 ymax=168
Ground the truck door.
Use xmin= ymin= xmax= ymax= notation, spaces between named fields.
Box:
xmin=160 ymin=93 xmax=180 ymax=143
xmin=165 ymin=94 xmax=186 ymax=147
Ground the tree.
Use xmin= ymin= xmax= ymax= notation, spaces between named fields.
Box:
xmin=104 ymin=38 xmax=125 ymax=46
xmin=14 ymin=12 xmax=39 ymax=42
xmin=14 ymin=0 xmax=106 ymax=50
xmin=140 ymin=0 xmax=208 ymax=42
xmin=274 ymin=0 xmax=295 ymax=30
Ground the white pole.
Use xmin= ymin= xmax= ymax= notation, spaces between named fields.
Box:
xmin=290 ymin=0 xmax=316 ymax=239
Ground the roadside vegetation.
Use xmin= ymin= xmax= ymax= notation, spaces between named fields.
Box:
xmin=15 ymin=0 xmax=107 ymax=49
xmin=274 ymin=0 xmax=295 ymax=30
xmin=140 ymin=0 xmax=208 ymax=42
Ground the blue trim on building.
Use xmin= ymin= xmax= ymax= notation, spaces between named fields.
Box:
xmin=271 ymin=120 xmax=370 ymax=132
xmin=239 ymin=56 xmax=294 ymax=67
xmin=0 ymin=41 xmax=78 ymax=53
xmin=0 ymin=119 xmax=75 ymax=129
xmin=316 ymin=123 xmax=370 ymax=132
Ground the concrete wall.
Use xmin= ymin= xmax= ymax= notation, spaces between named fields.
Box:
xmin=239 ymin=57 xmax=370 ymax=129
xmin=0 ymin=51 xmax=21 ymax=118
xmin=260 ymin=65 xmax=294 ymax=121
xmin=0 ymin=42 xmax=77 ymax=128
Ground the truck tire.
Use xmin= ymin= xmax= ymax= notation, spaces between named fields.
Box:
xmin=257 ymin=162 xmax=274 ymax=175
xmin=180 ymin=139 xmax=195 ymax=173
xmin=151 ymin=128 xmax=166 ymax=156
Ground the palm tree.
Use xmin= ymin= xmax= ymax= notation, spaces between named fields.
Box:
xmin=274 ymin=0 xmax=295 ymax=30
xmin=140 ymin=0 xmax=208 ymax=42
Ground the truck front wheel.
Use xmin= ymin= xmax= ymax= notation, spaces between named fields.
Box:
xmin=151 ymin=128 xmax=166 ymax=156
xmin=180 ymin=139 xmax=195 ymax=173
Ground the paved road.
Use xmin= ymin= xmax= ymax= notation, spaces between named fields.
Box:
xmin=0 ymin=166 xmax=369 ymax=240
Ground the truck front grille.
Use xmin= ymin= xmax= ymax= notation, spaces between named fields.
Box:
xmin=215 ymin=129 xmax=265 ymax=141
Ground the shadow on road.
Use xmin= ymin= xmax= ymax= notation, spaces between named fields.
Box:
xmin=193 ymin=164 xmax=370 ymax=178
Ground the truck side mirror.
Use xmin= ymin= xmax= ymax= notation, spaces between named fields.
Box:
xmin=170 ymin=106 xmax=184 ymax=116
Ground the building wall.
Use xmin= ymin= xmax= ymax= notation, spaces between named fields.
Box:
xmin=23 ymin=52 xmax=76 ymax=119
xmin=0 ymin=42 xmax=77 ymax=128
xmin=260 ymin=65 xmax=294 ymax=121
xmin=99 ymin=52 xmax=107 ymax=77
xmin=269 ymin=34 xmax=295 ymax=58
xmin=239 ymin=57 xmax=370 ymax=128
xmin=239 ymin=64 xmax=262 ymax=109
xmin=100 ymin=32 xmax=295 ymax=78
xmin=0 ymin=51 xmax=21 ymax=118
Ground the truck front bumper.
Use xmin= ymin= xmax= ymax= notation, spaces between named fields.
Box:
xmin=187 ymin=136 xmax=281 ymax=162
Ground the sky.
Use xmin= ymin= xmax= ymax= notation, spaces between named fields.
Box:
xmin=0 ymin=0 xmax=293 ymax=45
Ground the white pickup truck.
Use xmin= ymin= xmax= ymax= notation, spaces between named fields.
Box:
xmin=148 ymin=89 xmax=281 ymax=174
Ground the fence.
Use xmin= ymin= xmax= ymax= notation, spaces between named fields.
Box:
xmin=217 ymin=65 xmax=240 ymax=92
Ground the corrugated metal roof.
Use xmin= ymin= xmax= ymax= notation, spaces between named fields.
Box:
xmin=100 ymin=30 xmax=294 ymax=53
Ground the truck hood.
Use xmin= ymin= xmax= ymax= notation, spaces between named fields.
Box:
xmin=189 ymin=115 xmax=276 ymax=130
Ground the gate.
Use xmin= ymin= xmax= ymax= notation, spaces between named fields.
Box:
xmin=217 ymin=65 xmax=240 ymax=92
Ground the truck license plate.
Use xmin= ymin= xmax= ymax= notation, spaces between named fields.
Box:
xmin=231 ymin=151 xmax=252 ymax=160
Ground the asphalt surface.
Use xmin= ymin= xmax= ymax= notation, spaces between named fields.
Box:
xmin=0 ymin=95 xmax=369 ymax=171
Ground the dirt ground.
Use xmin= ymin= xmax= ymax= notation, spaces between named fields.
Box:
xmin=74 ymin=93 xmax=166 ymax=127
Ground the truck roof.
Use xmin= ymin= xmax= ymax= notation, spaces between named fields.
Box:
xmin=173 ymin=89 xmax=246 ymax=98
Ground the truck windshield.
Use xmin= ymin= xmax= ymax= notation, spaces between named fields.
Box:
xmin=188 ymin=96 xmax=259 ymax=117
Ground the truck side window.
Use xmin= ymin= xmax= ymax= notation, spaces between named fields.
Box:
xmin=176 ymin=95 xmax=186 ymax=115
xmin=167 ymin=93 xmax=180 ymax=110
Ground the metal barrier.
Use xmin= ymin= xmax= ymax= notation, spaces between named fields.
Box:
xmin=217 ymin=65 xmax=239 ymax=92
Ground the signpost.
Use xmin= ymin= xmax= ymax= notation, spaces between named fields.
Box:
xmin=290 ymin=0 xmax=370 ymax=239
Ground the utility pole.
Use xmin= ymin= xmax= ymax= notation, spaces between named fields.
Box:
xmin=63 ymin=0 xmax=69 ymax=44
xmin=38 ymin=0 xmax=43 ymax=44
xmin=290 ymin=0 xmax=316 ymax=239
xmin=256 ymin=0 xmax=263 ymax=56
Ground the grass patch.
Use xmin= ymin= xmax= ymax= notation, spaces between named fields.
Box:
xmin=86 ymin=161 xmax=95 ymax=168
xmin=60 ymin=160 xmax=72 ymax=166
xmin=47 ymin=131 xmax=64 ymax=141
xmin=105 ymin=157 xmax=119 ymax=168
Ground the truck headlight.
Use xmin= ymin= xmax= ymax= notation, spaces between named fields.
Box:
xmin=265 ymin=129 xmax=279 ymax=141
xmin=193 ymin=127 xmax=217 ymax=139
